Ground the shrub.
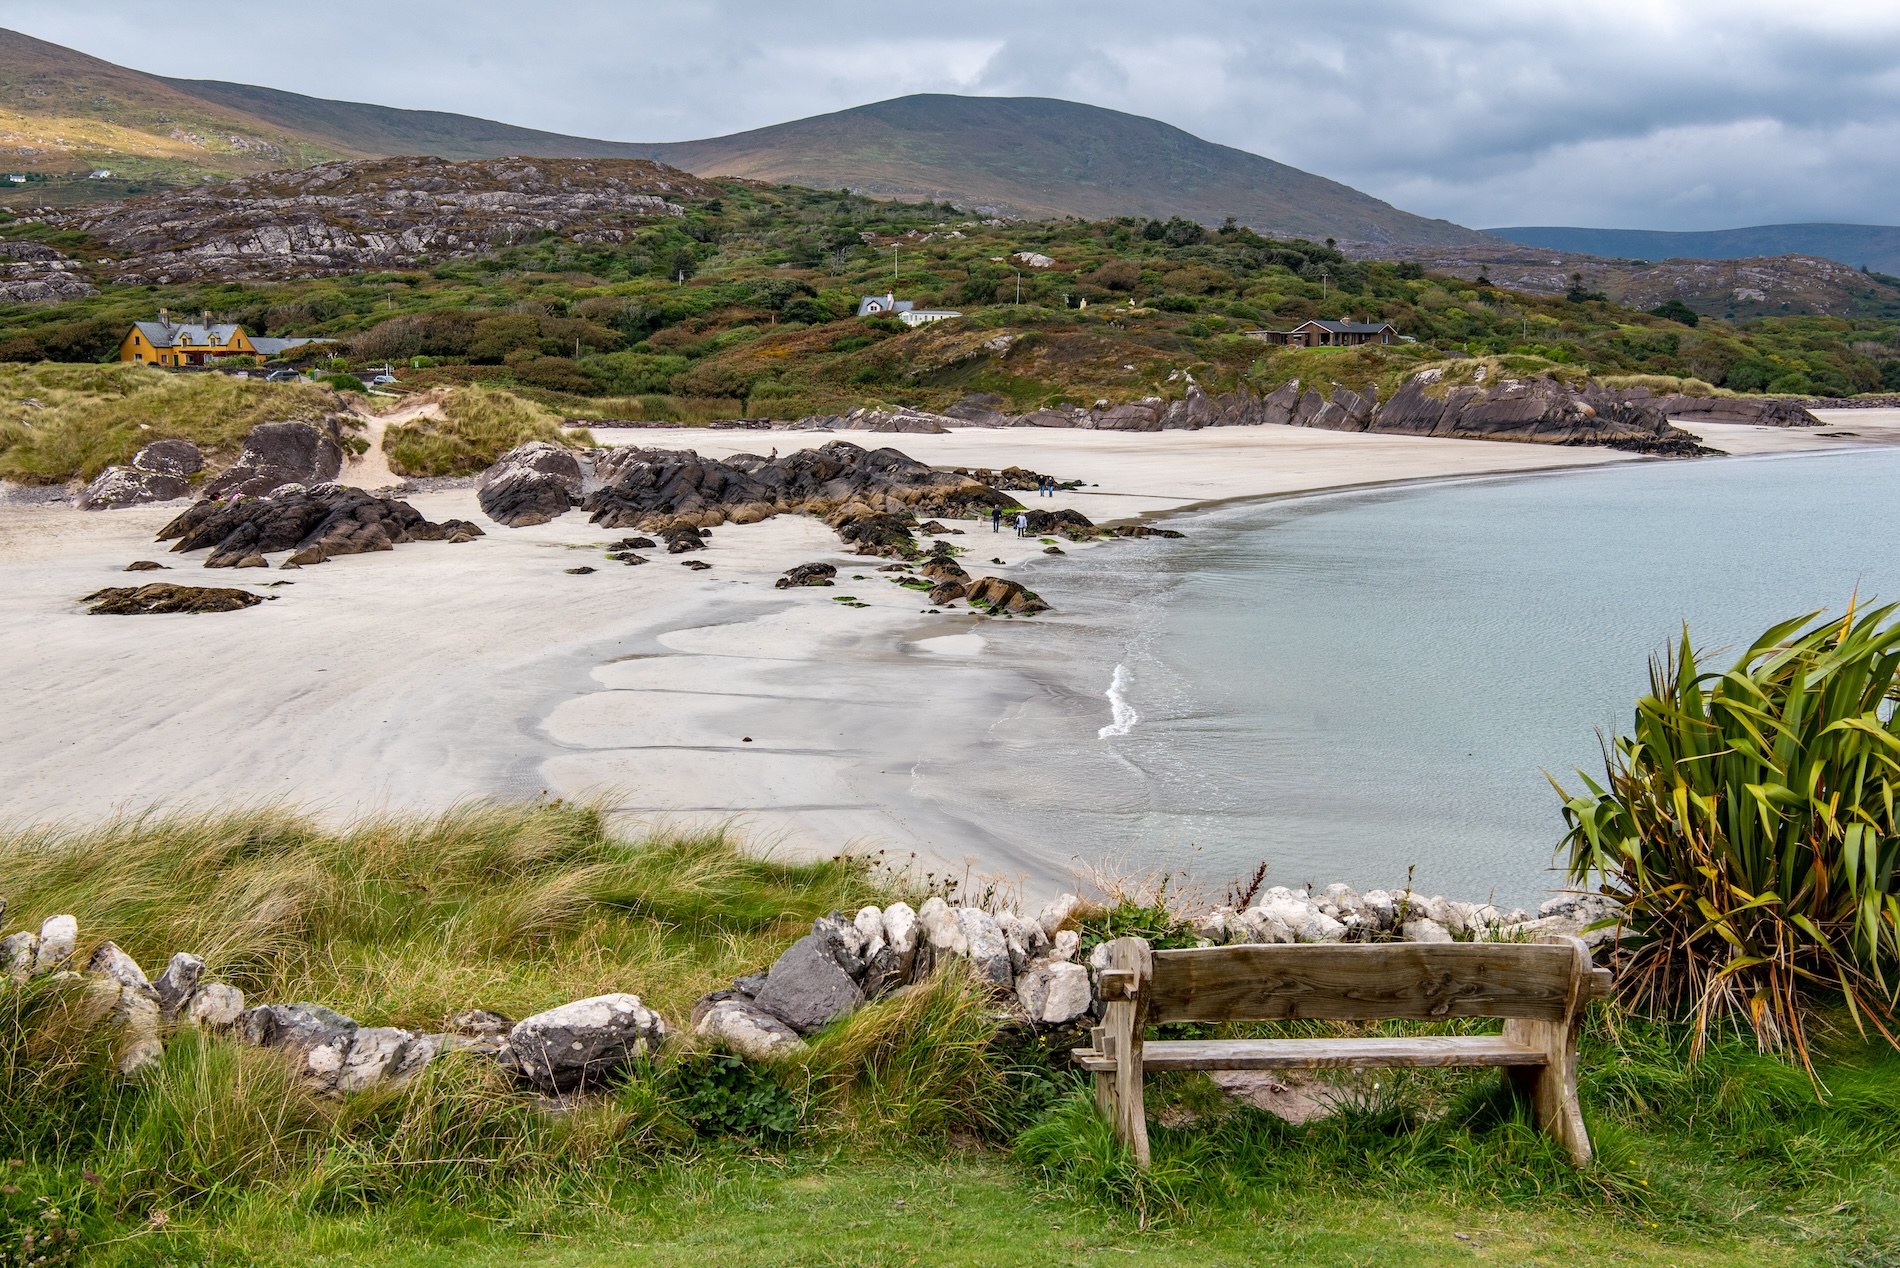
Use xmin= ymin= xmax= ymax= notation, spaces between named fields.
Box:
xmin=1647 ymin=299 xmax=1700 ymax=327
xmin=382 ymin=385 xmax=579 ymax=476
xmin=664 ymin=1052 xmax=803 ymax=1141
xmin=1555 ymin=604 xmax=1900 ymax=1071
xmin=321 ymin=373 xmax=367 ymax=394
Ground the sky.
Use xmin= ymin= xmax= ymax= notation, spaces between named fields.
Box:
xmin=5 ymin=0 xmax=1898 ymax=231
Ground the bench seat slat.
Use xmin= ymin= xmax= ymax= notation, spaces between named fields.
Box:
xmin=1072 ymin=1035 xmax=1546 ymax=1072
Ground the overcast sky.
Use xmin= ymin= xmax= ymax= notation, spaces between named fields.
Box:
xmin=6 ymin=1 xmax=1896 ymax=231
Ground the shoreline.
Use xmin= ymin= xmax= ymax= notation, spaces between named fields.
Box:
xmin=2 ymin=411 xmax=1896 ymax=898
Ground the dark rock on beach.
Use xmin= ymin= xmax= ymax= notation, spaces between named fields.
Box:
xmin=75 ymin=439 xmax=205 ymax=510
xmin=157 ymin=486 xmax=482 ymax=568
xmin=83 ymin=583 xmax=263 ymax=614
xmin=202 ymin=421 xmax=347 ymax=500
xmin=123 ymin=560 xmax=167 ymax=571
xmin=775 ymin=562 xmax=837 ymax=588
xmin=476 ymin=441 xmax=585 ymax=527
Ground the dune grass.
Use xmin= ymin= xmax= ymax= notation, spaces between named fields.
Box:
xmin=0 ymin=363 xmax=351 ymax=484
xmin=382 ymin=385 xmax=591 ymax=477
xmin=4 ymin=803 xmax=1900 ymax=1265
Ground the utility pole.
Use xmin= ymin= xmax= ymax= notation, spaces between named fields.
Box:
xmin=893 ymin=245 xmax=899 ymax=294
xmin=1015 ymin=271 xmax=1022 ymax=304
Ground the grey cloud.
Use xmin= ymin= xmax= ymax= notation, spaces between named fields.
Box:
xmin=4 ymin=0 xmax=1897 ymax=229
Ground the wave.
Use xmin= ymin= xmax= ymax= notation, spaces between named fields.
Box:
xmin=1098 ymin=663 xmax=1138 ymax=738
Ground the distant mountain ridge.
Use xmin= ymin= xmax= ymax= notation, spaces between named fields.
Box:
xmin=0 ymin=27 xmax=1481 ymax=244
xmin=1486 ymin=224 xmax=1900 ymax=276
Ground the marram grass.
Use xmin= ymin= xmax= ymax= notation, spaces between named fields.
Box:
xmin=381 ymin=384 xmax=590 ymax=477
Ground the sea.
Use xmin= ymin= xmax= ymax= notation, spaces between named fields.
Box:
xmin=919 ymin=445 xmax=1900 ymax=908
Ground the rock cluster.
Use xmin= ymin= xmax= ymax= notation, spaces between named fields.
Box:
xmin=476 ymin=441 xmax=585 ymax=527
xmin=692 ymin=896 xmax=1094 ymax=1060
xmin=82 ymin=583 xmax=265 ymax=614
xmin=1191 ymin=884 xmax=1618 ymax=948
xmin=579 ymin=441 xmax=1014 ymax=557
xmin=201 ymin=421 xmax=347 ymax=500
xmin=76 ymin=439 xmax=204 ymax=510
xmin=158 ymin=486 xmax=482 ymax=568
xmin=27 ymin=157 xmax=719 ymax=285
xmin=2 ymin=905 xmax=245 ymax=1074
xmin=0 ymin=901 xmax=667 ymax=1095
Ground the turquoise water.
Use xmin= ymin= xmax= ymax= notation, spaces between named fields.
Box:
xmin=953 ymin=447 xmax=1900 ymax=906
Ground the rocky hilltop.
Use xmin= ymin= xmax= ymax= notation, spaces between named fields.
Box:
xmin=20 ymin=156 xmax=720 ymax=284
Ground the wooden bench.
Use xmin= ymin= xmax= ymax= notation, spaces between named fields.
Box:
xmin=1072 ymin=933 xmax=1612 ymax=1168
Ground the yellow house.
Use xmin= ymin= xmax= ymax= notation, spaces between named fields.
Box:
xmin=120 ymin=310 xmax=261 ymax=366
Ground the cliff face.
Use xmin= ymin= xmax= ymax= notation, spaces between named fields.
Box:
xmin=24 ymin=156 xmax=719 ymax=284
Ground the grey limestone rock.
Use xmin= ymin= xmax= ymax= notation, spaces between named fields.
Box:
xmin=507 ymin=993 xmax=668 ymax=1092
xmin=185 ymin=982 xmax=246 ymax=1030
xmin=752 ymin=935 xmax=865 ymax=1035
xmin=86 ymin=941 xmax=153 ymax=993
xmin=34 ymin=915 xmax=77 ymax=973
xmin=153 ymin=953 xmax=205 ymax=1020
xmin=1015 ymin=961 xmax=1092 ymax=1024
xmin=0 ymin=932 xmax=34 ymax=979
xmin=694 ymin=998 xmax=807 ymax=1061
xmin=448 ymin=1009 xmax=515 ymax=1040
xmin=810 ymin=912 xmax=867 ymax=978
xmin=338 ymin=1027 xmax=415 ymax=1093
xmin=1402 ymin=918 xmax=1454 ymax=944
xmin=956 ymin=908 xmax=1013 ymax=985
xmin=77 ymin=466 xmax=191 ymax=510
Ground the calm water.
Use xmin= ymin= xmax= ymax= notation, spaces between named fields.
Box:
xmin=933 ymin=447 xmax=1900 ymax=906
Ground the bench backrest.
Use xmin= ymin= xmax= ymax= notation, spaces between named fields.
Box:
xmin=1140 ymin=941 xmax=1593 ymax=1024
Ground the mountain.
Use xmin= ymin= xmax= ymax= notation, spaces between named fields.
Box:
xmin=621 ymin=95 xmax=1483 ymax=246
xmin=0 ymin=28 xmax=1482 ymax=245
xmin=0 ymin=27 xmax=353 ymax=202
xmin=1485 ymin=224 xmax=1900 ymax=276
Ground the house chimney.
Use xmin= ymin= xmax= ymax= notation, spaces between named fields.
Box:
xmin=202 ymin=310 xmax=212 ymax=329
xmin=159 ymin=307 xmax=170 ymax=329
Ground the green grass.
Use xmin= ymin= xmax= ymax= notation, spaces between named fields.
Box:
xmin=5 ymin=803 xmax=1900 ymax=1265
xmin=382 ymin=385 xmax=590 ymax=477
xmin=0 ymin=363 xmax=352 ymax=484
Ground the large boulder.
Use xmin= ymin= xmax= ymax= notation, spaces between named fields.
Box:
xmin=506 ymin=994 xmax=667 ymax=1092
xmin=751 ymin=934 xmax=865 ymax=1035
xmin=962 ymin=577 xmax=1049 ymax=615
xmin=75 ymin=439 xmax=205 ymax=510
xmin=242 ymin=1002 xmax=360 ymax=1089
xmin=202 ymin=421 xmax=347 ymax=500
xmin=1015 ymin=961 xmax=1092 ymax=1023
xmin=476 ymin=441 xmax=585 ymax=527
xmin=83 ymin=583 xmax=263 ymax=614
xmin=775 ymin=561 xmax=837 ymax=588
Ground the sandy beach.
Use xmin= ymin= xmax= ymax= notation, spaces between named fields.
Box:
xmin=2 ymin=409 xmax=1894 ymax=889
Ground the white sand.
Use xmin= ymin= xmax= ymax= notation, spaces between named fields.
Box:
xmin=0 ymin=415 xmax=1883 ymax=885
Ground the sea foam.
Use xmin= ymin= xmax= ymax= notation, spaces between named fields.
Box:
xmin=1098 ymin=663 xmax=1138 ymax=738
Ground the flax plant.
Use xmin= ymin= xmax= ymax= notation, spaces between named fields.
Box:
xmin=1555 ymin=603 xmax=1900 ymax=1073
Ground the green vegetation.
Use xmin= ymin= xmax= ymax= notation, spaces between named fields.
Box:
xmin=4 ymin=804 xmax=1900 ymax=1264
xmin=6 ymin=184 xmax=1900 ymax=429
xmin=0 ymin=362 xmax=349 ymax=484
xmin=1557 ymin=605 xmax=1900 ymax=1071
xmin=381 ymin=385 xmax=589 ymax=477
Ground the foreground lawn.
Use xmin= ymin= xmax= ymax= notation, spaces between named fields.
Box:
xmin=125 ymin=1156 xmax=1834 ymax=1267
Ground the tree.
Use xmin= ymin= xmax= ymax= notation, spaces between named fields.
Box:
xmin=1648 ymin=298 xmax=1700 ymax=327
xmin=669 ymin=246 xmax=698 ymax=281
xmin=1565 ymin=272 xmax=1607 ymax=303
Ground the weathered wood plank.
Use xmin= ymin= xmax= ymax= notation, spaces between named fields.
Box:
xmin=1145 ymin=943 xmax=1583 ymax=1023
xmin=1071 ymin=1035 xmax=1546 ymax=1072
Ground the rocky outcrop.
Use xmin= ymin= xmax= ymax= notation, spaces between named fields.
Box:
xmin=930 ymin=576 xmax=1048 ymax=615
xmin=27 ymin=156 xmax=718 ymax=285
xmin=476 ymin=441 xmax=585 ymax=527
xmin=75 ymin=440 xmax=205 ymax=510
xmin=0 ymin=252 xmax=97 ymax=304
xmin=157 ymin=486 xmax=482 ymax=568
xmin=794 ymin=406 xmax=958 ymax=433
xmin=580 ymin=441 xmax=1015 ymax=559
xmin=82 ymin=583 xmax=263 ymax=614
xmin=201 ymin=422 xmax=347 ymax=500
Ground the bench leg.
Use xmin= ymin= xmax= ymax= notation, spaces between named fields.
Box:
xmin=1503 ymin=1016 xmax=1591 ymax=1166
xmin=1098 ymin=938 xmax=1152 ymax=1170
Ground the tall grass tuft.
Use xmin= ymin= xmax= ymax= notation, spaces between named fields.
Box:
xmin=382 ymin=385 xmax=590 ymax=477
xmin=1555 ymin=603 xmax=1900 ymax=1071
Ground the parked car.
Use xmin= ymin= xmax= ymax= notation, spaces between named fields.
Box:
xmin=264 ymin=369 xmax=300 ymax=382
xmin=369 ymin=374 xmax=397 ymax=386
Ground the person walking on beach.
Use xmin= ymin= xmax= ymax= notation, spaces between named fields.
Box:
xmin=1015 ymin=512 xmax=1028 ymax=537
xmin=991 ymin=506 xmax=1002 ymax=532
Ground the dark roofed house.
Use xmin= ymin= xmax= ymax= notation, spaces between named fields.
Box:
xmin=1248 ymin=319 xmax=1402 ymax=348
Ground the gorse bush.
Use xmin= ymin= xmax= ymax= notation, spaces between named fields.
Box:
xmin=1556 ymin=603 xmax=1900 ymax=1070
